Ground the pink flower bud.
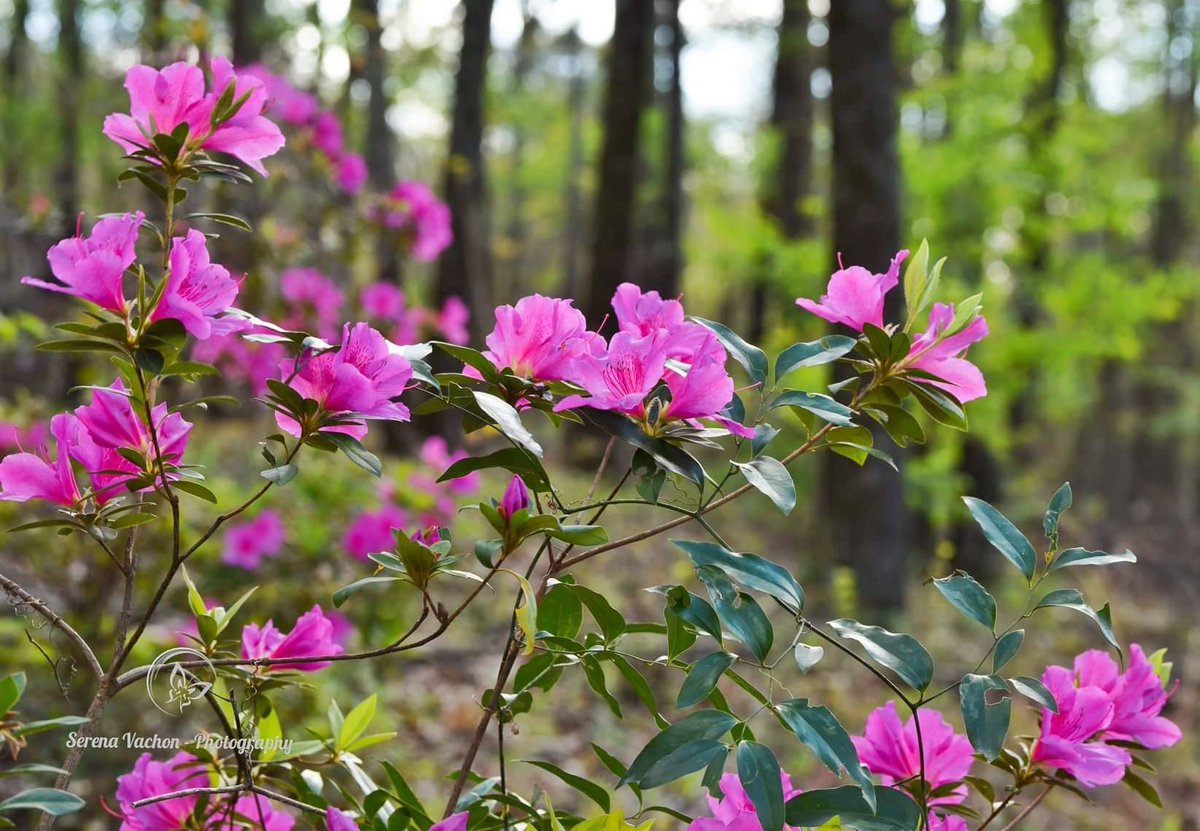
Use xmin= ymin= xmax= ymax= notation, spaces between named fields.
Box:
xmin=498 ymin=475 xmax=530 ymax=521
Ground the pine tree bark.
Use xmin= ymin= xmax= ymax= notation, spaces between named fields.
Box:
xmin=501 ymin=4 xmax=538 ymax=300
xmin=561 ymin=27 xmax=587 ymax=299
xmin=55 ymin=0 xmax=83 ymax=232
xmin=2 ymin=0 xmax=30 ymax=193
xmin=825 ymin=0 xmax=909 ymax=615
xmin=228 ymin=1 xmax=264 ymax=65
xmin=583 ymin=0 xmax=656 ymax=324
xmin=751 ymin=0 xmax=813 ymax=342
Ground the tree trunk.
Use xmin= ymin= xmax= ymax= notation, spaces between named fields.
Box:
xmin=824 ymin=0 xmax=909 ymax=615
xmin=751 ymin=0 xmax=813 ymax=341
xmin=583 ymin=0 xmax=656 ymax=324
xmin=143 ymin=0 xmax=167 ymax=60
xmin=228 ymin=0 xmax=264 ymax=65
xmin=55 ymin=0 xmax=82 ymax=233
xmin=501 ymin=3 xmax=538 ymax=301
xmin=436 ymin=0 xmax=495 ymax=344
xmin=3 ymin=0 xmax=30 ymax=194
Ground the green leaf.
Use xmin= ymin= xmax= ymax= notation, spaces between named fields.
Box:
xmin=773 ymin=391 xmax=855 ymax=426
xmin=786 ymin=786 xmax=922 ymax=831
xmin=36 ymin=338 xmax=127 ymax=355
xmin=584 ymin=408 xmax=705 ymax=485
xmin=674 ymin=539 xmax=804 ymax=614
xmin=10 ymin=716 xmax=90 ymax=738
xmin=437 ymin=447 xmax=551 ymax=492
xmin=775 ymin=336 xmax=857 ymax=379
xmin=538 ymin=583 xmax=583 ymax=639
xmin=0 ymin=764 xmax=67 ymax=779
xmin=187 ymin=212 xmax=252 ymax=232
xmin=326 ymin=433 xmax=382 ymax=477
xmin=0 ymin=673 xmax=26 ymax=714
xmin=692 ymin=317 xmax=767 ymax=386
xmin=734 ymin=457 xmax=797 ymax=515
xmin=337 ymin=694 xmax=378 ymax=752
xmin=961 ymin=497 xmax=1036 ymax=582
xmin=827 ymin=619 xmax=934 ymax=691
xmin=1043 ymin=482 xmax=1072 ymax=540
xmin=0 ymin=789 xmax=85 ymax=817
xmin=696 ymin=567 xmax=774 ymax=662
xmin=776 ymin=699 xmax=875 ymax=809
xmin=133 ymin=348 xmax=166 ymax=375
xmin=655 ymin=585 xmax=724 ymax=643
xmin=737 ymin=742 xmax=786 ymax=831
xmin=992 ymin=630 xmax=1025 ymax=674
xmin=473 ymin=391 xmax=543 ymax=458
xmin=1122 ymin=768 xmax=1163 ymax=808
xmin=503 ymin=569 xmax=539 ymax=656
xmin=1008 ymin=676 xmax=1058 ymax=713
xmin=573 ymin=585 xmax=626 ymax=642
xmin=260 ymin=464 xmax=298 ymax=485
xmin=640 ymin=739 xmax=729 ymax=790
xmin=902 ymin=239 xmax=932 ymax=326
xmin=332 ymin=575 xmax=402 ymax=607
xmin=170 ymin=480 xmax=218 ymax=503
xmin=619 ymin=710 xmax=739 ymax=787
xmin=1034 ymin=589 xmax=1120 ymax=653
xmin=522 ymin=760 xmax=611 ymax=812
xmin=551 ymin=525 xmax=609 ymax=546
xmin=1048 ymin=547 xmax=1136 ymax=572
xmin=932 ymin=572 xmax=997 ymax=631
xmin=677 ymin=652 xmax=737 ymax=708
xmin=959 ymin=674 xmax=1011 ymax=760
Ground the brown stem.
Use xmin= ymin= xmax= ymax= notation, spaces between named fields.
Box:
xmin=0 ymin=570 xmax=102 ymax=678
xmin=997 ymin=784 xmax=1053 ymax=831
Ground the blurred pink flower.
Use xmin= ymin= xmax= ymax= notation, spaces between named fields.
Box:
xmin=115 ymin=752 xmax=207 ymax=830
xmin=222 ymin=510 xmax=287 ymax=570
xmin=275 ymin=322 xmax=413 ymax=439
xmin=796 ymin=250 xmax=908 ymax=332
xmin=150 ymin=229 xmax=240 ymax=339
xmin=280 ymin=267 xmax=344 ymax=337
xmin=242 ymin=64 xmax=319 ymax=126
xmin=225 ymin=793 xmax=295 ymax=831
xmin=312 ymin=111 xmax=345 ymax=157
xmin=903 ymin=303 xmax=989 ymax=404
xmin=343 ymin=505 xmax=407 ymax=560
xmin=437 ymin=296 xmax=471 ymax=345
xmin=1032 ymin=665 xmax=1131 ymax=787
xmin=241 ymin=605 xmax=344 ymax=672
xmin=431 ymin=812 xmax=469 ymax=831
xmin=375 ymin=181 xmax=453 ymax=261
xmin=327 ymin=808 xmax=359 ymax=831
xmin=613 ymin=282 xmax=686 ymax=336
xmin=483 ymin=294 xmax=592 ymax=382
xmin=687 ymin=772 xmax=801 ymax=831
xmin=0 ymin=414 xmax=83 ymax=507
xmin=22 ymin=212 xmax=144 ymax=313
xmin=360 ymin=282 xmax=406 ymax=321
xmin=420 ymin=436 xmax=478 ymax=494
xmin=336 ymin=153 xmax=369 ymax=194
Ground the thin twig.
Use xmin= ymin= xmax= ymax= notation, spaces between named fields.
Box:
xmin=0 ymin=570 xmax=102 ymax=678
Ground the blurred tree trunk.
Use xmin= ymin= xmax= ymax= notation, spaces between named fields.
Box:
xmin=3 ymin=0 xmax=30 ymax=194
xmin=751 ymin=0 xmax=813 ymax=342
xmin=501 ymin=3 xmax=538 ymax=301
xmin=436 ymin=0 xmax=495 ymax=343
xmin=55 ymin=0 xmax=82 ymax=232
xmin=228 ymin=1 xmax=264 ymax=65
xmin=354 ymin=0 xmax=400 ymax=284
xmin=561 ymin=27 xmax=587 ymax=299
xmin=584 ymin=0 xmax=655 ymax=324
xmin=825 ymin=0 xmax=909 ymax=615
xmin=639 ymin=0 xmax=685 ymax=298
xmin=144 ymin=0 xmax=166 ymax=59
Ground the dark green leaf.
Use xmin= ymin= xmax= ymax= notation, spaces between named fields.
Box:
xmin=0 ymin=673 xmax=26 ymax=715
xmin=1122 ymin=769 xmax=1163 ymax=808
xmin=538 ymin=583 xmax=583 ymax=639
xmin=573 ymin=585 xmax=626 ymax=642
xmin=677 ymin=652 xmax=737 ymax=708
xmin=473 ymin=391 xmax=543 ymax=458
xmin=639 ymin=739 xmax=729 ymax=790
xmin=619 ymin=710 xmax=738 ymax=787
xmin=326 ymin=432 xmax=383 ymax=477
xmin=1044 ymin=482 xmax=1072 ymax=540
xmin=932 ymin=572 xmax=997 ymax=631
xmin=737 ymin=742 xmax=786 ymax=831
xmin=786 ymin=786 xmax=922 ymax=831
xmin=1034 ymin=590 xmax=1120 ymax=653
xmin=674 ymin=540 xmax=804 ymax=614
xmin=773 ymin=391 xmax=855 ymax=426
xmin=0 ymin=789 xmax=84 ymax=817
xmin=962 ymin=497 xmax=1036 ymax=582
xmin=827 ymin=619 xmax=934 ymax=691
xmin=521 ymin=761 xmax=610 ymax=812
xmin=1008 ymin=676 xmax=1058 ymax=713
xmin=959 ymin=674 xmax=1011 ymax=760
xmin=692 ymin=317 xmax=768 ymax=386
xmin=776 ymin=336 xmax=858 ymax=379
xmin=170 ymin=480 xmax=218 ymax=503
xmin=1048 ymin=547 xmax=1137 ymax=572
xmin=992 ymin=630 xmax=1025 ymax=674
xmin=776 ymin=699 xmax=875 ymax=808
xmin=734 ymin=457 xmax=796 ymax=515
xmin=437 ymin=447 xmax=551 ymax=492
xmin=696 ymin=567 xmax=774 ymax=662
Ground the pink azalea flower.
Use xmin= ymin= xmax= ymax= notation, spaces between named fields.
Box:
xmin=336 ymin=153 xmax=369 ymax=194
xmin=902 ymin=303 xmax=989 ymax=404
xmin=483 ymin=295 xmax=593 ymax=382
xmin=280 ymin=267 xmax=345 ymax=337
xmin=420 ymin=436 xmax=478 ymax=494
xmin=360 ymin=282 xmax=406 ymax=322
xmin=74 ymin=379 xmax=192 ymax=470
xmin=613 ymin=282 xmax=686 ymax=336
xmin=222 ymin=510 xmax=286 ymax=570
xmin=325 ymin=608 xmax=355 ymax=646
xmin=225 ymin=793 xmax=296 ymax=830
xmin=241 ymin=605 xmax=344 ymax=672
xmin=431 ymin=812 xmax=470 ymax=831
xmin=343 ymin=505 xmax=407 ymax=560
xmin=312 ymin=111 xmax=345 ymax=157
xmin=555 ymin=330 xmax=669 ymax=416
xmin=241 ymin=63 xmax=319 ymax=126
xmin=688 ymin=772 xmax=801 ymax=831
xmin=103 ymin=59 xmax=285 ymax=176
xmin=0 ymin=414 xmax=83 ymax=507
xmin=498 ymin=475 xmax=530 ymax=520
xmin=375 ymin=181 xmax=453 ymax=261
xmin=149 ymin=229 xmax=240 ymax=339
xmin=1032 ymin=665 xmax=1131 ymax=787
xmin=115 ymin=752 xmax=207 ymax=830
xmin=22 ymin=212 xmax=144 ymax=313
xmin=327 ymin=807 xmax=359 ymax=831
xmin=275 ymin=322 xmax=413 ymax=439
xmin=662 ymin=333 xmax=754 ymax=437
xmin=796 ymin=250 xmax=908 ymax=332
xmin=437 ymin=296 xmax=471 ymax=345
xmin=851 ymin=702 xmax=975 ymax=806
xmin=1083 ymin=645 xmax=1180 ymax=749
xmin=411 ymin=526 xmax=442 ymax=546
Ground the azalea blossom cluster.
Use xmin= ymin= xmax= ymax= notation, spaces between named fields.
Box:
xmin=479 ymin=285 xmax=754 ymax=436
xmin=1033 ymin=644 xmax=1180 ymax=787
xmin=194 ymin=270 xmax=468 ymax=395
